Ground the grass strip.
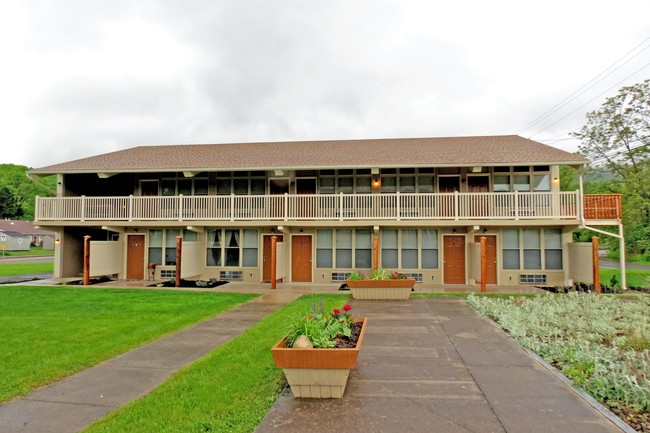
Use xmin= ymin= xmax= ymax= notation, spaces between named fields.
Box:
xmin=0 ymin=262 xmax=54 ymax=276
xmin=600 ymin=268 xmax=649 ymax=288
xmin=1 ymin=247 xmax=54 ymax=257
xmin=0 ymin=286 xmax=255 ymax=402
xmin=83 ymin=294 xmax=349 ymax=433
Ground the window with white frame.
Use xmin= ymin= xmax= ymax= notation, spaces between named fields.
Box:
xmin=216 ymin=171 xmax=266 ymax=195
xmin=501 ymin=228 xmax=562 ymax=270
xmin=492 ymin=166 xmax=551 ymax=192
xmin=148 ymin=229 xmax=199 ymax=266
xmin=381 ymin=228 xmax=439 ymax=269
xmin=335 ymin=229 xmax=353 ymax=268
xmin=544 ymin=229 xmax=562 ymax=269
xmin=160 ymin=174 xmax=209 ymax=196
xmin=206 ymin=229 xmax=259 ymax=268
xmin=421 ymin=229 xmax=438 ymax=268
xmin=316 ymin=229 xmax=374 ymax=269
xmin=206 ymin=229 xmax=258 ymax=267
xmin=316 ymin=229 xmax=333 ymax=267
xmin=502 ymin=229 xmax=520 ymax=269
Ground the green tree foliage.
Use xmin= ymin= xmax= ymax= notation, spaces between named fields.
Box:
xmin=0 ymin=186 xmax=24 ymax=218
xmin=0 ymin=164 xmax=56 ymax=220
xmin=572 ymin=79 xmax=650 ymax=256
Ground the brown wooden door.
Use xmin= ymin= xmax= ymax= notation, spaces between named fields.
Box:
xmin=127 ymin=234 xmax=145 ymax=279
xmin=474 ymin=235 xmax=497 ymax=284
xmin=467 ymin=176 xmax=489 ymax=217
xmin=270 ymin=179 xmax=289 ymax=218
xmin=291 ymin=235 xmax=312 ymax=282
xmin=443 ymin=235 xmax=465 ymax=284
xmin=263 ymin=235 xmax=283 ymax=282
xmin=296 ymin=178 xmax=317 ymax=218
xmin=439 ymin=176 xmax=460 ymax=217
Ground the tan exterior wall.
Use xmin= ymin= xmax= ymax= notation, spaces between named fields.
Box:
xmin=180 ymin=241 xmax=202 ymax=278
xmin=469 ymin=242 xmax=481 ymax=284
xmin=568 ymin=242 xmax=593 ymax=283
xmin=61 ymin=231 xmax=83 ymax=278
xmin=89 ymin=240 xmax=123 ymax=277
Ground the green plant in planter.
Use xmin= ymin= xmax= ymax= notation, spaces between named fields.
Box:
xmin=371 ymin=268 xmax=391 ymax=280
xmin=348 ymin=272 xmax=364 ymax=281
xmin=285 ymin=301 xmax=354 ymax=348
xmin=370 ymin=268 xmax=409 ymax=280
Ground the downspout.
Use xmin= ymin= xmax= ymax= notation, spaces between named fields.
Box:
xmin=578 ymin=166 xmax=627 ymax=289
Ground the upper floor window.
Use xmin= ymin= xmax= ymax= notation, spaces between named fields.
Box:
xmin=216 ymin=171 xmax=266 ymax=195
xmin=492 ymin=166 xmax=551 ymax=192
xmin=157 ymin=174 xmax=208 ymax=196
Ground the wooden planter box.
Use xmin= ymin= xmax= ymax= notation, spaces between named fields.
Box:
xmin=346 ymin=279 xmax=416 ymax=300
xmin=271 ymin=317 xmax=367 ymax=398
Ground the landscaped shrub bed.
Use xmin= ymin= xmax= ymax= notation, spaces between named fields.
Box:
xmin=467 ymin=293 xmax=650 ymax=432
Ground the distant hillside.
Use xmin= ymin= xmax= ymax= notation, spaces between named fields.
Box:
xmin=0 ymin=164 xmax=56 ymax=221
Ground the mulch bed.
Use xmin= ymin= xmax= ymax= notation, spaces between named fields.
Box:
xmin=609 ymin=404 xmax=649 ymax=432
xmin=157 ymin=279 xmax=228 ymax=288
xmin=66 ymin=276 xmax=113 ymax=285
xmin=334 ymin=321 xmax=363 ymax=348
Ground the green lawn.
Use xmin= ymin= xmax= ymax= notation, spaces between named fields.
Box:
xmin=2 ymin=246 xmax=54 ymax=257
xmin=0 ymin=262 xmax=54 ymax=276
xmin=600 ymin=268 xmax=650 ymax=288
xmin=83 ymin=294 xmax=349 ymax=433
xmin=0 ymin=286 xmax=256 ymax=402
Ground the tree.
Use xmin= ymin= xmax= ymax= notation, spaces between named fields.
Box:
xmin=0 ymin=186 xmax=25 ymax=219
xmin=0 ymin=164 xmax=56 ymax=220
xmin=573 ymin=79 xmax=649 ymax=176
xmin=572 ymin=79 xmax=650 ymax=257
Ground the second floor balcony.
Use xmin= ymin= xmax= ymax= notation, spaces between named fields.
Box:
xmin=34 ymin=191 xmax=622 ymax=224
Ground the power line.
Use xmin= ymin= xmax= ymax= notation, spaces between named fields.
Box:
xmin=528 ymin=61 xmax=650 ymax=138
xmin=517 ymin=36 xmax=650 ymax=135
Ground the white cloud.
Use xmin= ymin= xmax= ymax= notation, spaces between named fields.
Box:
xmin=1 ymin=0 xmax=649 ymax=167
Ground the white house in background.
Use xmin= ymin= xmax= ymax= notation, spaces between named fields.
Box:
xmin=0 ymin=220 xmax=56 ymax=250
xmin=28 ymin=135 xmax=624 ymax=287
xmin=0 ymin=230 xmax=31 ymax=251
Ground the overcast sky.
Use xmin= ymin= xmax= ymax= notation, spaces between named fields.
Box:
xmin=2 ymin=0 xmax=649 ymax=169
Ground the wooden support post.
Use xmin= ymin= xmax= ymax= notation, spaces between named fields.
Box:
xmin=480 ymin=236 xmax=487 ymax=293
xmin=83 ymin=235 xmax=91 ymax=286
xmin=175 ymin=236 xmax=182 ymax=288
xmin=373 ymin=236 xmax=379 ymax=270
xmin=592 ymin=236 xmax=600 ymax=294
xmin=271 ymin=236 xmax=277 ymax=289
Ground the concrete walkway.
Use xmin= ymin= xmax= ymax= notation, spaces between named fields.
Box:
xmin=256 ymin=298 xmax=626 ymax=433
xmin=0 ymin=292 xmax=299 ymax=433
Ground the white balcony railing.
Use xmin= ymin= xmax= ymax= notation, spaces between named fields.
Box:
xmin=35 ymin=191 xmax=582 ymax=222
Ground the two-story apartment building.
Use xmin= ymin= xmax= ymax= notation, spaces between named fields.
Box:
xmin=29 ymin=135 xmax=623 ymax=288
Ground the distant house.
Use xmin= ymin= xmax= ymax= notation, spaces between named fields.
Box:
xmin=28 ymin=135 xmax=623 ymax=287
xmin=0 ymin=230 xmax=31 ymax=251
xmin=0 ymin=220 xmax=56 ymax=250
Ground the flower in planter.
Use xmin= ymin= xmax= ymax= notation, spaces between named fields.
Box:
xmin=284 ymin=301 xmax=355 ymax=348
xmin=370 ymin=268 xmax=409 ymax=280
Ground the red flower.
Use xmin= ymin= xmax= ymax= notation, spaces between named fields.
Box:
xmin=333 ymin=309 xmax=341 ymax=314
xmin=343 ymin=304 xmax=351 ymax=311
xmin=393 ymin=275 xmax=397 ymax=279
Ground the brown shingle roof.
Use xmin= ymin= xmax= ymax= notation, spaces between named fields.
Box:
xmin=30 ymin=135 xmax=588 ymax=174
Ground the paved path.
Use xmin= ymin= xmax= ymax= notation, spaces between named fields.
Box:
xmin=0 ymin=292 xmax=299 ymax=433
xmin=600 ymin=259 xmax=650 ymax=270
xmin=256 ymin=298 xmax=626 ymax=433
xmin=0 ymin=273 xmax=53 ymax=284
